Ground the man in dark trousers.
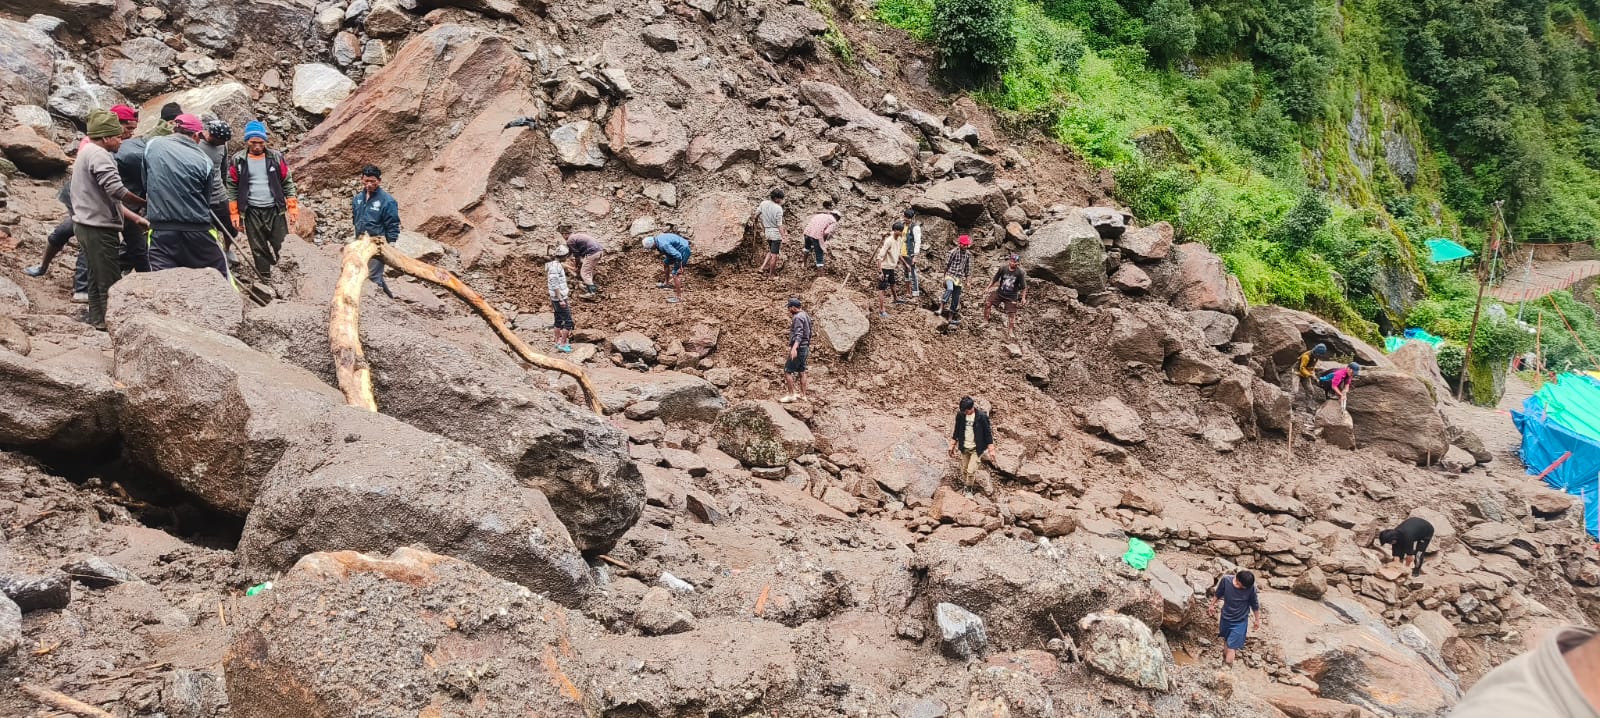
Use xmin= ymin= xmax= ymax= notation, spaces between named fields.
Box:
xmin=225 ymin=121 xmax=298 ymax=282
xmin=1379 ymin=516 xmax=1435 ymax=576
xmin=144 ymin=114 xmax=229 ymax=277
xmin=351 ymin=165 xmax=398 ymax=298
xmin=948 ymin=396 xmax=997 ymax=494
xmin=780 ymin=296 xmax=811 ymax=404
xmin=1210 ymin=570 xmax=1263 ymax=667
xmin=111 ymin=103 xmax=152 ymax=273
xmin=71 ymin=109 xmax=146 ymax=330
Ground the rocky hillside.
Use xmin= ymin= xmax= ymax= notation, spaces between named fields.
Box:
xmin=0 ymin=0 xmax=1597 ymax=715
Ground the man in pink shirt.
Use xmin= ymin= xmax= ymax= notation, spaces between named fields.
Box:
xmin=802 ymin=200 xmax=840 ymax=271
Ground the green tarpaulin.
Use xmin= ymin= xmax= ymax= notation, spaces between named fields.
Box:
xmin=1530 ymin=373 xmax=1600 ymax=443
xmin=1425 ymin=238 xmax=1475 ymax=264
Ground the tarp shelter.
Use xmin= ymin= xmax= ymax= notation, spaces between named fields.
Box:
xmin=1512 ymin=373 xmax=1600 ymax=538
xmin=1425 ymin=238 xmax=1475 ymax=264
xmin=1384 ymin=328 xmax=1446 ymax=354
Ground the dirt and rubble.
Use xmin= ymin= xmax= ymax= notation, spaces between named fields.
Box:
xmin=1 ymin=0 xmax=1598 ymax=714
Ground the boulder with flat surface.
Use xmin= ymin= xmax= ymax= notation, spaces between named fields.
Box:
xmin=585 ymin=364 xmax=726 ymax=422
xmin=1081 ymin=397 xmax=1147 ymax=444
xmin=1171 ymin=243 xmax=1246 ymax=316
xmin=683 ymin=191 xmax=750 ymax=260
xmin=1020 ymin=213 xmax=1107 ymax=293
xmin=1348 ymin=369 xmax=1449 ymax=464
xmin=912 ymin=177 xmax=1007 ymax=225
xmin=816 ymin=294 xmax=869 ymax=355
xmin=0 ymin=335 xmax=119 ymax=454
xmin=134 ymin=82 xmax=255 ymax=138
xmin=713 ymin=400 xmax=814 ymax=467
xmin=0 ymin=125 xmax=67 ymax=177
xmin=1117 ymin=222 xmax=1173 ymax=261
xmin=1315 ymin=400 xmax=1355 ymax=449
xmin=0 ymin=19 xmax=60 ymax=108
xmin=605 ymin=101 xmax=688 ymax=179
xmin=800 ymin=81 xmax=918 ymax=183
xmin=550 ymin=120 xmax=608 ymax=169
xmin=812 ymin=406 xmax=949 ymax=499
xmin=290 ymin=63 xmax=356 ymax=115
xmin=1077 ymin=611 xmax=1171 ymax=691
xmin=753 ymin=5 xmax=827 ymax=58
xmin=107 ymin=267 xmax=244 ymax=339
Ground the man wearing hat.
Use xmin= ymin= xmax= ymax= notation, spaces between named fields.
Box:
xmin=940 ymin=234 xmax=974 ymax=324
xmin=72 ymin=109 xmax=147 ymax=329
xmin=144 ymin=113 xmax=230 ymax=277
xmin=351 ymin=165 xmax=398 ymax=298
xmin=225 ymin=120 xmax=298 ymax=281
xmin=546 ymin=244 xmax=575 ymax=352
xmin=24 ymin=105 xmax=144 ymax=288
xmin=780 ymin=296 xmax=812 ymax=403
xmin=111 ymin=104 xmax=153 ymax=273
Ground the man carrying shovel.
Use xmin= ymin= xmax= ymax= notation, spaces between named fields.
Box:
xmin=224 ymin=121 xmax=298 ymax=283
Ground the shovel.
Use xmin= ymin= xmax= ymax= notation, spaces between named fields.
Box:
xmin=209 ymin=210 xmax=274 ymax=307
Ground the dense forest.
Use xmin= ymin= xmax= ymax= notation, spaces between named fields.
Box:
xmin=874 ymin=0 xmax=1600 ymax=403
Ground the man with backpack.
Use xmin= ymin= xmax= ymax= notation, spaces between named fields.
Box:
xmin=899 ymin=208 xmax=923 ymax=297
xmin=224 ymin=121 xmax=299 ymax=282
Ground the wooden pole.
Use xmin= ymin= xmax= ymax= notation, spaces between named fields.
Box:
xmin=330 ymin=235 xmax=606 ymax=415
xmin=20 ymin=684 xmax=117 ymax=718
xmin=1457 ymin=203 xmax=1502 ymax=401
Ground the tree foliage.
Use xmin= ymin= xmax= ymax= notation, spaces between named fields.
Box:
xmin=933 ymin=0 xmax=1018 ymax=85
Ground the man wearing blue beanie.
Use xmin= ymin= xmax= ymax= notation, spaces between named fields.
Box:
xmin=223 ymin=120 xmax=299 ymax=282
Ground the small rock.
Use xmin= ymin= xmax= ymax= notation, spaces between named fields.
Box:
xmin=751 ymin=465 xmax=788 ymax=480
xmin=624 ymin=401 xmax=661 ymax=421
xmin=1078 ymin=611 xmax=1172 ymax=691
xmin=61 ymin=557 xmax=141 ymax=588
xmin=641 ymin=23 xmax=680 ymax=51
xmin=934 ymin=602 xmax=987 ymax=661
xmin=0 ymin=593 xmax=19 ymax=658
xmin=635 ymin=586 xmax=695 ymax=634
xmin=657 ymin=571 xmax=695 ymax=593
xmin=821 ymin=486 xmax=862 ymax=515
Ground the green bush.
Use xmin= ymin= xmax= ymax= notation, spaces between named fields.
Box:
xmin=1143 ymin=0 xmax=1198 ymax=64
xmin=876 ymin=0 xmax=935 ymax=39
xmin=933 ymin=0 xmax=1017 ymax=85
xmin=1437 ymin=343 xmax=1465 ymax=378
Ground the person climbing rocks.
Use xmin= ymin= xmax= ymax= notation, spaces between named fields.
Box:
xmin=547 ymin=244 xmax=575 ymax=353
xmin=940 ymin=235 xmax=974 ymax=325
xmin=984 ymin=254 xmax=1028 ymax=339
xmin=802 ymin=200 xmax=840 ymax=271
xmin=948 ymin=396 xmax=997 ymax=494
xmin=351 ymin=165 xmax=399 ymax=298
xmin=644 ymin=227 xmax=690 ymax=304
xmin=1317 ymin=362 xmax=1360 ymax=406
xmin=1210 ymin=570 xmax=1263 ymax=667
xmin=71 ymin=109 xmax=147 ymax=330
xmin=1450 ymin=624 xmax=1600 ymax=717
xmin=144 ymin=114 xmax=230 ymax=277
xmin=899 ymin=208 xmax=923 ymax=297
xmin=560 ymin=223 xmax=604 ymax=296
xmin=1379 ymin=516 xmax=1434 ymax=576
xmin=1294 ymin=343 xmax=1329 ymax=393
xmin=756 ymin=187 xmax=786 ymax=277
xmin=111 ymin=103 xmax=152 ymax=274
xmin=873 ymin=229 xmax=901 ymax=318
xmin=224 ymin=120 xmax=297 ymax=282
xmin=780 ymin=296 xmax=811 ymax=404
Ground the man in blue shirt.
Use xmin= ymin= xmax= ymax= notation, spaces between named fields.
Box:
xmin=644 ymin=228 xmax=690 ymax=304
xmin=1210 ymin=570 xmax=1263 ymax=666
xmin=351 ymin=165 xmax=398 ymax=298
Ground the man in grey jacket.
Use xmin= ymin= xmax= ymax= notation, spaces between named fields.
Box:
xmin=72 ymin=109 xmax=146 ymax=330
xmin=144 ymin=114 xmax=229 ymax=277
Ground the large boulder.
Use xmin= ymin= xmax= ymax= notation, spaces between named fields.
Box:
xmin=585 ymin=365 xmax=726 ymax=422
xmin=1081 ymin=397 xmax=1147 ymax=444
xmin=1077 ymin=611 xmax=1172 ymax=691
xmin=1348 ymin=369 xmax=1450 ymax=464
xmin=815 ymin=294 xmax=869 ymax=355
xmin=1246 ymin=305 xmax=1308 ymax=372
xmin=226 ymin=548 xmax=597 ymax=717
xmin=1117 ymin=222 xmax=1173 ymax=262
xmin=1021 ymin=213 xmax=1106 ymax=294
xmin=106 ymin=267 xmax=244 ymax=339
xmin=1388 ymin=341 xmax=1448 ymax=402
xmin=292 ymin=25 xmax=544 ymax=263
xmin=240 ymin=303 xmax=642 ymax=555
xmin=162 ymin=0 xmax=319 ymax=54
xmin=0 ymin=125 xmax=68 ymax=178
xmin=1315 ymin=401 xmax=1355 ymax=449
xmin=605 ymin=101 xmax=689 ymax=179
xmin=549 ymin=120 xmax=607 ymax=169
xmin=94 ymin=38 xmax=175 ymax=96
xmin=683 ymin=191 xmax=750 ymax=260
xmin=0 ymin=333 xmax=120 ymax=455
xmin=291 ymin=63 xmax=356 ymax=115
xmin=813 ymin=406 xmax=949 ymax=499
xmin=1171 ymin=243 xmax=1246 ymax=317
xmin=134 ymin=83 xmax=255 ymax=138
xmin=912 ymin=177 xmax=1007 ymax=225
xmin=713 ymin=400 xmax=815 ymax=467
xmin=799 ymin=81 xmax=918 ymax=183
xmin=0 ymin=20 xmax=60 ymax=108
xmin=753 ymin=5 xmax=827 ymax=58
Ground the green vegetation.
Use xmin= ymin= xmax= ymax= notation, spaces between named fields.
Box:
xmin=874 ymin=0 xmax=1600 ymax=402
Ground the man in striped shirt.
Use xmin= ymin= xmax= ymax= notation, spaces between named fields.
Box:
xmin=781 ymin=296 xmax=811 ymax=404
xmin=941 ymin=234 xmax=973 ymax=324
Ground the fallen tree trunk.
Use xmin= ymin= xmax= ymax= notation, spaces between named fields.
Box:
xmin=20 ymin=684 xmax=117 ymax=718
xmin=330 ymin=235 xmax=605 ymax=414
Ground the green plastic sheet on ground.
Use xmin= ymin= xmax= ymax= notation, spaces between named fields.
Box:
xmin=1530 ymin=373 xmax=1600 ymax=442
xmin=1425 ymin=238 xmax=1475 ymax=264
xmin=1122 ymin=537 xmax=1155 ymax=571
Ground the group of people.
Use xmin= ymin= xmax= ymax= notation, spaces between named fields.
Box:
xmin=1294 ymin=342 xmax=1363 ymax=405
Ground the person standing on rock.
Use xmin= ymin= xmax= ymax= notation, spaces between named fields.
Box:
xmin=224 ymin=121 xmax=298 ymax=282
xmin=940 ymin=234 xmax=974 ymax=325
xmin=200 ymin=120 xmax=235 ymax=245
xmin=780 ymin=296 xmax=811 ymax=404
xmin=24 ymin=176 xmax=92 ymax=303
xmin=560 ymin=223 xmax=604 ymax=297
xmin=1210 ymin=570 xmax=1262 ymax=667
xmin=756 ymin=188 xmax=786 ymax=277
xmin=873 ymin=229 xmax=902 ymax=318
xmin=547 ymin=245 xmax=575 ymax=353
xmin=644 ymin=228 xmax=690 ymax=304
xmin=1378 ymin=516 xmax=1434 ymax=576
xmin=71 ymin=109 xmax=147 ymax=330
xmin=984 ymin=254 xmax=1028 ymax=339
xmin=899 ymin=208 xmax=924 ymax=297
xmin=948 ymin=396 xmax=997 ymax=494
xmin=351 ymin=165 xmax=399 ymax=298
xmin=144 ymin=114 xmax=229 ymax=278
xmin=802 ymin=200 xmax=840 ymax=271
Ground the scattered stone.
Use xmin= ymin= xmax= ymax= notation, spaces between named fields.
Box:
xmin=1081 ymin=397 xmax=1147 ymax=444
xmin=753 ymin=5 xmax=827 ymax=59
xmin=641 ymin=23 xmax=680 ymax=51
xmin=1235 ymin=484 xmax=1310 ymax=518
xmin=934 ymin=602 xmax=988 ymax=660
xmin=635 ymin=586 xmax=695 ymax=634
xmin=1163 ymin=351 xmax=1222 ymax=385
xmin=610 ymin=331 xmax=659 ymax=363
xmin=0 ymin=574 xmax=71 ymax=612
xmin=1292 ymin=565 xmax=1327 ymax=599
xmin=660 ymin=447 xmax=708 ymax=477
xmin=821 ymin=486 xmax=862 ymax=515
xmin=61 ymin=557 xmax=140 ymax=588
xmin=658 ymin=571 xmax=695 ymax=593
xmin=1079 ymin=207 xmax=1129 ymax=239
xmin=1171 ymin=243 xmax=1246 ymax=317
xmin=1187 ymin=310 xmax=1239 ymax=347
xmin=1461 ymin=522 xmax=1518 ymax=551
xmin=1110 ymin=263 xmax=1151 ymax=293
xmin=1077 ymin=611 xmax=1171 ymax=691
xmin=605 ymin=101 xmax=688 ymax=179
xmin=624 ymin=401 xmax=661 ymax=421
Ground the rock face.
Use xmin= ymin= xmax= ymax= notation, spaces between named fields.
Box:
xmin=1077 ymin=611 xmax=1172 ymax=691
xmin=106 ymin=267 xmax=244 ymax=339
xmin=799 ymin=80 xmax=918 ymax=183
xmin=0 ymin=20 xmax=60 ymax=107
xmin=934 ymin=602 xmax=988 ymax=660
xmin=225 ymin=548 xmax=595 ymax=717
xmin=684 ymin=191 xmax=750 ymax=260
xmin=815 ymin=294 xmax=869 ymax=355
xmin=1021 ymin=213 xmax=1106 ymax=293
xmin=241 ymin=304 xmax=642 ymax=554
xmin=290 ymin=63 xmax=356 ymax=115
xmin=1082 ymin=397 xmax=1147 ymax=444
xmin=713 ymin=400 xmax=815 ymax=467
xmin=549 ymin=120 xmax=607 ymax=169
xmin=1171 ymin=243 xmax=1246 ymax=316
xmin=0 ymin=125 xmax=68 ymax=177
xmin=605 ymin=101 xmax=689 ymax=179
xmin=1347 ymin=369 xmax=1449 ymax=464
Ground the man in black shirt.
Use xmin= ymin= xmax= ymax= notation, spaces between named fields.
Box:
xmin=780 ymin=296 xmax=811 ymax=404
xmin=984 ymin=254 xmax=1027 ymax=339
xmin=1379 ymin=516 xmax=1435 ymax=576
xmin=948 ymin=396 xmax=997 ymax=494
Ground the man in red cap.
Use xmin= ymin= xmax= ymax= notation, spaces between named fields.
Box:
xmin=110 ymin=104 xmax=152 ymax=273
xmin=144 ymin=113 xmax=230 ymax=277
xmin=940 ymin=234 xmax=974 ymax=325
xmin=110 ymin=105 xmax=138 ymax=137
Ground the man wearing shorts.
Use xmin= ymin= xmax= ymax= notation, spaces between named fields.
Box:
xmin=645 ymin=229 xmax=690 ymax=304
xmin=899 ymin=208 xmax=923 ymax=297
xmin=781 ymin=296 xmax=811 ymax=403
xmin=873 ymin=230 xmax=901 ymax=318
xmin=757 ymin=188 xmax=785 ymax=277
xmin=1211 ymin=570 xmax=1262 ymax=666
xmin=546 ymin=245 xmax=574 ymax=352
xmin=984 ymin=254 xmax=1028 ymax=339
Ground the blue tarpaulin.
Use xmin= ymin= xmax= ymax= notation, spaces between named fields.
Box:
xmin=1512 ymin=373 xmax=1600 ymax=538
